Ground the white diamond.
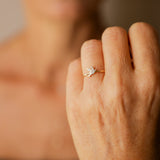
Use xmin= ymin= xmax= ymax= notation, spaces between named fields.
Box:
xmin=87 ymin=67 xmax=96 ymax=77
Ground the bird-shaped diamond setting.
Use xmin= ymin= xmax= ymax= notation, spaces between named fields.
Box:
xmin=84 ymin=66 xmax=96 ymax=77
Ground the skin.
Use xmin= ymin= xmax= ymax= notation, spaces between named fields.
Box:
xmin=0 ymin=0 xmax=159 ymax=160
xmin=0 ymin=0 xmax=103 ymax=159
xmin=67 ymin=23 xmax=160 ymax=160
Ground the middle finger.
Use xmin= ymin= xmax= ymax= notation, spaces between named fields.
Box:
xmin=102 ymin=27 xmax=133 ymax=84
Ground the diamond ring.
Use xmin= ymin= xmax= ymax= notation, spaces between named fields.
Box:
xmin=83 ymin=66 xmax=105 ymax=77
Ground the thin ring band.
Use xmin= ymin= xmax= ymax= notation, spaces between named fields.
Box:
xmin=83 ymin=66 xmax=105 ymax=77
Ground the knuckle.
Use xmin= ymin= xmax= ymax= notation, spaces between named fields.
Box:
xmin=108 ymin=86 xmax=124 ymax=104
xmin=81 ymin=39 xmax=101 ymax=53
xmin=129 ymin=22 xmax=157 ymax=35
xmin=82 ymin=90 xmax=101 ymax=114
xmin=102 ymin=26 xmax=127 ymax=41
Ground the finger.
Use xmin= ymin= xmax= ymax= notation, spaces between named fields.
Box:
xmin=81 ymin=40 xmax=104 ymax=89
xmin=128 ymin=22 xmax=160 ymax=75
xmin=102 ymin=27 xmax=133 ymax=82
xmin=66 ymin=58 xmax=83 ymax=98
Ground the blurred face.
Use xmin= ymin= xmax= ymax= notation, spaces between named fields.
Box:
xmin=23 ymin=0 xmax=101 ymax=21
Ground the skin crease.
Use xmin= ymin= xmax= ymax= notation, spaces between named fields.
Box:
xmin=67 ymin=23 xmax=160 ymax=160
xmin=0 ymin=1 xmax=159 ymax=160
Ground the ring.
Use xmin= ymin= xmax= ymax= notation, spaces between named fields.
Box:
xmin=83 ymin=66 xmax=105 ymax=77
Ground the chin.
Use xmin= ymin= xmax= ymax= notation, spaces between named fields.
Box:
xmin=39 ymin=0 xmax=86 ymax=21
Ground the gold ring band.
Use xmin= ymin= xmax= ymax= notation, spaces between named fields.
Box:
xmin=96 ymin=70 xmax=105 ymax=73
xmin=83 ymin=66 xmax=105 ymax=77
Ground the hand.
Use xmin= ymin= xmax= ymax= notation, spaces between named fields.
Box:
xmin=66 ymin=22 xmax=160 ymax=160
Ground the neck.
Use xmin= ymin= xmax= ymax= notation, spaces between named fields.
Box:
xmin=21 ymin=12 xmax=101 ymax=85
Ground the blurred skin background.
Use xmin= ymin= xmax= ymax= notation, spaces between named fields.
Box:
xmin=0 ymin=0 xmax=159 ymax=160
xmin=0 ymin=0 xmax=160 ymax=41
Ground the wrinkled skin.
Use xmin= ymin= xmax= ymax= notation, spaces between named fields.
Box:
xmin=67 ymin=22 xmax=160 ymax=160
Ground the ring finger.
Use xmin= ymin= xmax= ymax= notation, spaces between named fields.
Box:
xmin=81 ymin=40 xmax=104 ymax=90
